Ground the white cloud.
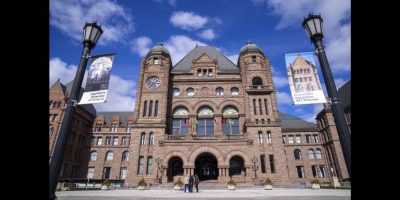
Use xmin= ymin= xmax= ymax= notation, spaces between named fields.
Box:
xmin=299 ymin=104 xmax=324 ymax=122
xmin=50 ymin=57 xmax=136 ymax=111
xmin=164 ymin=35 xmax=207 ymax=65
xmin=170 ymin=11 xmax=208 ymax=30
xmin=168 ymin=0 xmax=177 ymax=6
xmin=272 ymin=76 xmax=288 ymax=88
xmin=94 ymin=75 xmax=136 ymax=111
xmin=50 ymin=57 xmax=78 ymax=86
xmin=198 ymin=29 xmax=216 ymax=40
xmin=276 ymin=91 xmax=293 ymax=105
xmin=334 ymin=78 xmax=346 ymax=89
xmin=226 ymin=54 xmax=239 ymax=65
xmin=154 ymin=0 xmax=177 ymax=6
xmin=131 ymin=36 xmax=153 ymax=57
xmin=50 ymin=0 xmax=133 ymax=45
xmin=254 ymin=0 xmax=350 ymax=74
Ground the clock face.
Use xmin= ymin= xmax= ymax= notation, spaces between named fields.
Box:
xmin=145 ymin=76 xmax=160 ymax=90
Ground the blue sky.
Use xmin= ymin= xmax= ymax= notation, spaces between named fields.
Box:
xmin=50 ymin=0 xmax=350 ymax=123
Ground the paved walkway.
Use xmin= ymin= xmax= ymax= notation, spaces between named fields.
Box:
xmin=56 ymin=188 xmax=351 ymax=200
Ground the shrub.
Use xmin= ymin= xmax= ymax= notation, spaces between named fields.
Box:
xmin=138 ymin=178 xmax=147 ymax=187
xmin=174 ymin=178 xmax=183 ymax=187
xmin=101 ymin=180 xmax=110 ymax=186
xmin=264 ymin=177 xmax=273 ymax=185
xmin=227 ymin=179 xmax=236 ymax=186
xmin=310 ymin=179 xmax=321 ymax=184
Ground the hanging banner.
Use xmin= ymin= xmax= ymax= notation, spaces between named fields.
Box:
xmin=79 ymin=53 xmax=115 ymax=104
xmin=285 ymin=52 xmax=326 ymax=104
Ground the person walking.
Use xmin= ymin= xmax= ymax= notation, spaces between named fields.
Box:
xmin=184 ymin=174 xmax=190 ymax=193
xmin=189 ymin=174 xmax=194 ymax=192
xmin=194 ymin=174 xmax=200 ymax=192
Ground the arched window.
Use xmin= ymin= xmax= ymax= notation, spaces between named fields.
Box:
xmin=106 ymin=151 xmax=114 ymax=161
xmin=57 ymin=102 xmax=62 ymax=108
xmin=172 ymin=107 xmax=189 ymax=135
xmin=140 ymin=133 xmax=146 ymax=145
xmin=149 ymin=132 xmax=154 ymax=145
xmin=148 ymin=100 xmax=153 ymax=117
xmin=252 ymin=77 xmax=263 ymax=86
xmin=222 ymin=106 xmax=239 ymax=135
xmin=154 ymin=101 xmax=158 ymax=117
xmin=173 ymin=88 xmax=180 ymax=96
xmin=111 ymin=123 xmax=118 ymax=132
xmin=49 ymin=101 xmax=53 ymax=108
xmin=186 ymin=88 xmax=195 ymax=96
xmin=90 ymin=151 xmax=97 ymax=161
xmin=143 ymin=101 xmax=147 ymax=117
xmin=229 ymin=156 xmax=244 ymax=176
xmin=197 ymin=107 xmax=214 ymax=136
xmin=215 ymin=87 xmax=225 ymax=96
xmin=315 ymin=149 xmax=322 ymax=159
xmin=258 ymin=131 xmax=263 ymax=144
xmin=266 ymin=131 xmax=272 ymax=143
xmin=308 ymin=149 xmax=315 ymax=159
xmin=49 ymin=127 xmax=54 ymax=138
xmin=153 ymin=57 xmax=159 ymax=64
xmin=127 ymin=123 xmax=133 ymax=132
xmin=294 ymin=149 xmax=302 ymax=160
xmin=122 ymin=151 xmax=129 ymax=161
xmin=230 ymin=87 xmax=239 ymax=95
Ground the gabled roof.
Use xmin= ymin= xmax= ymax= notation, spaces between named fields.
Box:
xmin=317 ymin=79 xmax=351 ymax=116
xmin=280 ymin=112 xmax=318 ymax=131
xmin=97 ymin=111 xmax=134 ymax=125
xmin=171 ymin=45 xmax=240 ymax=73
xmin=338 ymin=80 xmax=351 ymax=108
xmin=290 ymin=54 xmax=314 ymax=68
xmin=62 ymin=81 xmax=97 ymax=117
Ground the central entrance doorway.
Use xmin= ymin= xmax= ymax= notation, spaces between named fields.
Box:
xmin=194 ymin=153 xmax=218 ymax=180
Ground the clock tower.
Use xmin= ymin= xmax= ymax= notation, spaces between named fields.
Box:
xmin=126 ymin=43 xmax=172 ymax=182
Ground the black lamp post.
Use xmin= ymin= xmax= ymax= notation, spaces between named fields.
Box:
xmin=302 ymin=13 xmax=351 ymax=179
xmin=49 ymin=21 xmax=103 ymax=200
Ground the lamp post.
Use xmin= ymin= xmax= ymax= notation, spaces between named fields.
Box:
xmin=302 ymin=13 xmax=351 ymax=179
xmin=49 ymin=21 xmax=103 ymax=200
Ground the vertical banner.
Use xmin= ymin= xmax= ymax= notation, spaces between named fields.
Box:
xmin=79 ymin=53 xmax=115 ymax=105
xmin=285 ymin=52 xmax=326 ymax=104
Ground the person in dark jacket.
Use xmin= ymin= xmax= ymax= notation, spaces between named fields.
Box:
xmin=189 ymin=175 xmax=194 ymax=192
xmin=194 ymin=174 xmax=200 ymax=192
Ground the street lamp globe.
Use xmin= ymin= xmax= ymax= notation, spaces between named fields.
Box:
xmin=302 ymin=13 xmax=324 ymax=42
xmin=83 ymin=21 xmax=103 ymax=49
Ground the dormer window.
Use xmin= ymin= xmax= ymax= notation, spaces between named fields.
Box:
xmin=197 ymin=69 xmax=202 ymax=76
xmin=153 ymin=57 xmax=159 ymax=64
xmin=252 ymin=56 xmax=256 ymax=63
xmin=208 ymin=69 xmax=213 ymax=76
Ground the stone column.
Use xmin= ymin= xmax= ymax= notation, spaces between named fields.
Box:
xmin=215 ymin=114 xmax=222 ymax=135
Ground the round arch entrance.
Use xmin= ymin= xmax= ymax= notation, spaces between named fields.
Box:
xmin=167 ymin=156 xmax=184 ymax=182
xmin=194 ymin=153 xmax=218 ymax=181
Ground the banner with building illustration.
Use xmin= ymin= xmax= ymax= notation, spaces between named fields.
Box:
xmin=79 ymin=53 xmax=115 ymax=105
xmin=284 ymin=52 xmax=326 ymax=104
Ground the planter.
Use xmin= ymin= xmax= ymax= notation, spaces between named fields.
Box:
xmin=311 ymin=184 xmax=320 ymax=189
xmin=174 ymin=185 xmax=183 ymax=190
xmin=138 ymin=186 xmax=146 ymax=190
xmin=264 ymin=184 xmax=272 ymax=190
xmin=228 ymin=185 xmax=236 ymax=190
xmin=56 ymin=182 xmax=63 ymax=190
xmin=101 ymin=185 xmax=109 ymax=190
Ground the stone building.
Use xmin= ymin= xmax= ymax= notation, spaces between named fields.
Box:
xmin=49 ymin=80 xmax=96 ymax=179
xmin=316 ymin=80 xmax=351 ymax=182
xmin=49 ymin=41 xmax=347 ymax=186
